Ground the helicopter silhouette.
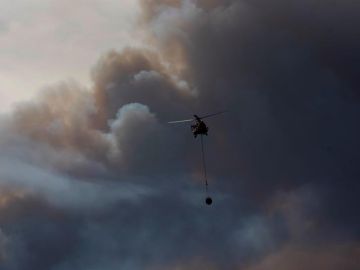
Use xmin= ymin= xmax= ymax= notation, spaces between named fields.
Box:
xmin=168 ymin=111 xmax=227 ymax=205
xmin=168 ymin=111 xmax=226 ymax=138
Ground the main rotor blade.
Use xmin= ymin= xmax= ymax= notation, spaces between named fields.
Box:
xmin=168 ymin=119 xmax=194 ymax=124
xmin=199 ymin=110 xmax=228 ymax=120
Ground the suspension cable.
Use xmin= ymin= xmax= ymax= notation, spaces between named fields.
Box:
xmin=200 ymin=134 xmax=208 ymax=193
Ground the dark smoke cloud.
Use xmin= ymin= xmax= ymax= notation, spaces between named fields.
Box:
xmin=0 ymin=0 xmax=359 ymax=269
xmin=244 ymin=243 xmax=360 ymax=270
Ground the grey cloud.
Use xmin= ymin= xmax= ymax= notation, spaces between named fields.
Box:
xmin=0 ymin=156 xmax=154 ymax=211
xmin=0 ymin=0 xmax=359 ymax=269
xmin=244 ymin=243 xmax=360 ymax=270
xmin=91 ymin=48 xmax=195 ymax=124
xmin=0 ymin=228 xmax=7 ymax=262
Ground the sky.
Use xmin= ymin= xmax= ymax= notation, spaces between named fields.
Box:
xmin=0 ymin=0 xmax=359 ymax=269
xmin=0 ymin=0 xmax=140 ymax=112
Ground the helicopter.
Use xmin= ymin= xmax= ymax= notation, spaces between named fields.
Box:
xmin=168 ymin=111 xmax=227 ymax=138
xmin=168 ymin=111 xmax=227 ymax=205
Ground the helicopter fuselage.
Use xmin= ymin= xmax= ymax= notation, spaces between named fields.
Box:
xmin=191 ymin=119 xmax=208 ymax=138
